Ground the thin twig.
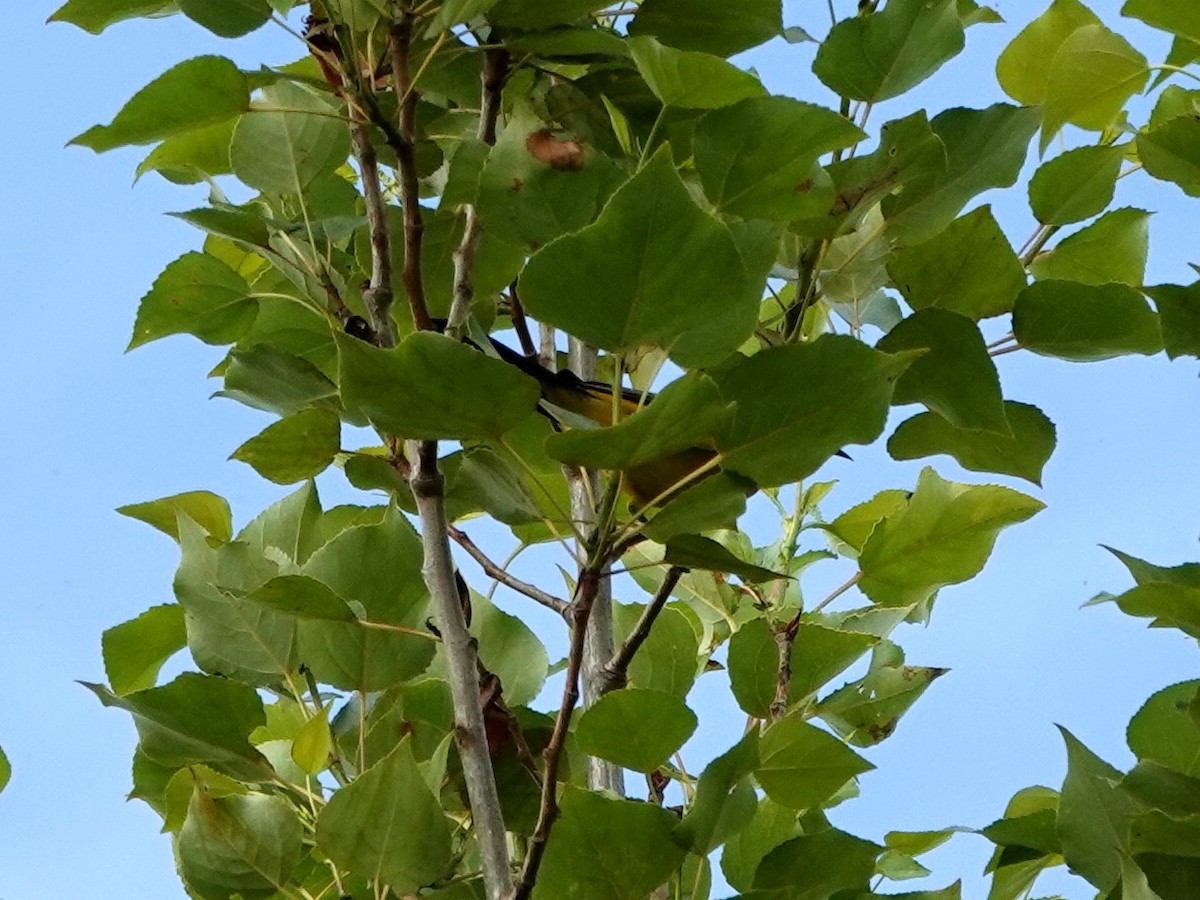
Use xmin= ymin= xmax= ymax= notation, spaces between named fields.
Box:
xmin=511 ymin=568 xmax=603 ymax=900
xmin=598 ymin=566 xmax=685 ymax=694
xmin=349 ymin=114 xmax=397 ymax=346
xmin=448 ymin=525 xmax=569 ymax=614
xmin=771 ymin=571 xmax=864 ymax=719
xmin=507 ymin=281 xmax=537 ymax=356
xmin=390 ymin=10 xmax=434 ymax=332
xmin=447 ymin=48 xmax=511 ymax=337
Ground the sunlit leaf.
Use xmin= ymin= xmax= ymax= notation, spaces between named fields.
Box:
xmin=49 ymin=0 xmax=176 ymax=33
xmin=102 ymin=604 xmax=188 ymax=696
xmin=129 ymin=251 xmax=255 ymax=350
xmin=576 ymin=689 xmax=697 ymax=772
xmin=756 ymin=713 xmax=873 ymax=809
xmin=1029 ymin=208 xmax=1151 ymax=287
xmin=118 ymin=490 xmax=233 ymax=542
xmin=1029 ymin=144 xmax=1125 ymax=226
xmin=629 ymin=36 xmax=765 ymax=109
xmin=231 ymin=408 xmax=341 ymax=484
xmin=1127 ymin=681 xmax=1200 ymax=776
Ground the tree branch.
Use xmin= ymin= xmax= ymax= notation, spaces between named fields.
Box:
xmin=567 ymin=336 xmax=624 ymax=795
xmin=510 ymin=567 xmax=603 ymax=900
xmin=448 ymin=525 xmax=568 ymax=614
xmin=410 ymin=442 xmax=513 ymax=899
xmin=447 ymin=48 xmax=510 ymax=336
xmin=349 ymin=114 xmax=397 ymax=346
xmin=597 ymin=566 xmax=684 ymax=694
xmin=389 ymin=9 xmax=434 ymax=332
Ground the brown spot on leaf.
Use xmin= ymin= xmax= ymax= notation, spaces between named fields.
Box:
xmin=526 ymin=130 xmax=585 ymax=171
xmin=794 ymin=179 xmax=814 ymax=194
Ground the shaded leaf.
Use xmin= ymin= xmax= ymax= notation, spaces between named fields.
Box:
xmin=1013 ymin=280 xmax=1162 ymax=361
xmin=665 ymin=535 xmax=785 ymax=583
xmin=887 ymin=205 xmax=1027 ymax=320
xmin=756 ymin=713 xmax=873 ymax=810
xmin=531 ymin=787 xmax=686 ymax=899
xmin=1127 ymin=681 xmax=1200 ymax=777
xmin=1029 ymin=144 xmax=1126 ymax=226
xmin=1138 ymin=116 xmax=1200 ymax=197
xmin=84 ymin=674 xmax=273 ymax=782
xmin=1029 ymin=208 xmax=1151 ymax=287
xmin=316 ymin=738 xmax=452 ymax=894
xmin=787 ymin=624 xmax=879 ymax=704
xmin=878 ymin=309 xmax=1008 ymax=434
xmin=675 ymin=730 xmax=760 ymax=853
xmin=888 ymin=402 xmax=1057 ymax=486
xmin=470 ymin=593 xmax=549 ymax=707
xmin=179 ymin=0 xmax=271 ymax=36
xmin=713 ymin=336 xmax=912 ymax=488
xmin=49 ymin=0 xmax=176 ymax=34
xmin=728 ymin=618 xmax=779 ymax=718
xmin=1057 ymin=727 xmax=1137 ymax=892
xmin=613 ymin=601 xmax=701 ymax=699
xmin=337 ymin=331 xmax=539 ymax=440
xmin=628 ymin=0 xmax=781 ymax=57
xmin=813 ymin=0 xmax=965 ymax=103
xmin=576 ymin=689 xmax=697 ymax=772
xmin=1122 ymin=0 xmax=1200 ymax=43
xmin=231 ymin=408 xmax=341 ymax=484
xmin=816 ymin=659 xmax=948 ymax=746
xmin=1147 ymin=282 xmax=1200 ymax=359
xmin=753 ymin=827 xmax=881 ymax=894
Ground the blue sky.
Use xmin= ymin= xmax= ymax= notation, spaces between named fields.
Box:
xmin=2 ymin=1 xmax=1198 ymax=897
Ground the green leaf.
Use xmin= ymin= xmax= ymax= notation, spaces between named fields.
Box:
xmin=531 ymin=787 xmax=686 ymax=899
xmin=84 ymin=674 xmax=273 ymax=782
xmin=426 ymin=0 xmax=500 ymax=34
xmin=118 ymin=490 xmax=233 ymax=542
xmin=816 ymin=658 xmax=948 ymax=746
xmin=1057 ymin=727 xmax=1137 ymax=892
xmin=753 ymin=826 xmax=881 ymax=894
xmin=756 ymin=713 xmax=873 ymax=810
xmin=545 ymin=374 xmax=730 ymax=473
xmin=888 ymin=402 xmax=1058 ymax=486
xmin=878 ymin=309 xmax=1008 ymax=434
xmin=1123 ymin=761 xmax=1200 ymax=819
xmin=1138 ymin=116 xmax=1200 ymax=197
xmin=712 ymin=337 xmax=913 ymax=488
xmin=1122 ymin=0 xmax=1200 ymax=43
xmin=230 ymin=408 xmax=341 ymax=484
xmin=728 ymin=618 xmax=779 ymax=718
xmin=613 ymin=601 xmax=701 ymax=699
xmin=71 ymin=56 xmax=248 ymax=151
xmin=628 ymin=0 xmax=781 ymax=56
xmin=174 ymin=516 xmax=298 ymax=684
xmin=693 ymin=97 xmax=863 ymax=221
xmin=237 ymin=480 xmax=323 ymax=565
xmin=230 ymin=82 xmax=351 ymax=194
xmin=628 ymin=37 xmax=766 ymax=109
xmin=520 ymin=149 xmax=747 ymax=359
xmin=176 ymin=791 xmax=304 ymax=898
xmin=171 ymin=204 xmax=273 ymax=249
xmin=1127 ymin=681 xmax=1200 ymax=777
xmin=243 ymin=575 xmax=357 ymax=621
xmin=721 ymin=798 xmax=799 ymax=891
xmin=886 ymin=206 xmax=1027 ymax=320
xmin=1029 ymin=208 xmax=1151 ymax=287
xmin=291 ymin=708 xmax=331 ymax=775
xmin=641 ymin=473 xmax=751 ymax=543
xmin=129 ymin=251 xmax=254 ymax=350
xmin=997 ymin=0 xmax=1101 ymax=106
xmin=576 ymin=689 xmax=697 ymax=772
xmin=826 ymin=491 xmax=911 ymax=557
xmin=137 ymin=117 xmax=237 ymax=183
xmin=982 ymin=809 xmax=1061 ymax=855
xmin=220 ymin=344 xmax=340 ymax=417
xmin=476 ymin=103 xmax=622 ymax=248
xmin=675 ymin=731 xmax=760 ymax=853
xmin=1042 ymin=24 xmax=1149 ymax=149
xmin=813 ymin=0 xmax=965 ymax=103
xmin=102 ymin=604 xmax=188 ymax=696
xmin=1147 ymin=282 xmax=1200 ymax=359
xmin=316 ymin=738 xmax=452 ymax=894
xmin=179 ymin=0 xmax=270 ymax=36
xmin=470 ymin=593 xmax=549 ymax=707
xmin=1106 ymin=546 xmax=1200 ymax=638
xmin=883 ymin=104 xmax=1040 ymax=244
xmin=0 ymin=745 xmax=8 ymax=794
xmin=337 ymin=331 xmax=539 ymax=440
xmin=1029 ymin=144 xmax=1126 ymax=226
xmin=664 ymin=535 xmax=785 ymax=583
xmin=858 ymin=467 xmax=1044 ymax=607
xmin=1012 ymin=281 xmax=1162 ymax=361
xmin=49 ymin=0 xmax=175 ymax=33
xmin=786 ymin=624 xmax=879 ymax=704
xmin=297 ymin=507 xmax=435 ymax=691
xmin=486 ymin=0 xmax=609 ymax=29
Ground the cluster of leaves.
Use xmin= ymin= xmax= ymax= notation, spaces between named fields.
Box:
xmin=50 ymin=0 xmax=1200 ymax=897
xmin=981 ymin=546 xmax=1200 ymax=900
